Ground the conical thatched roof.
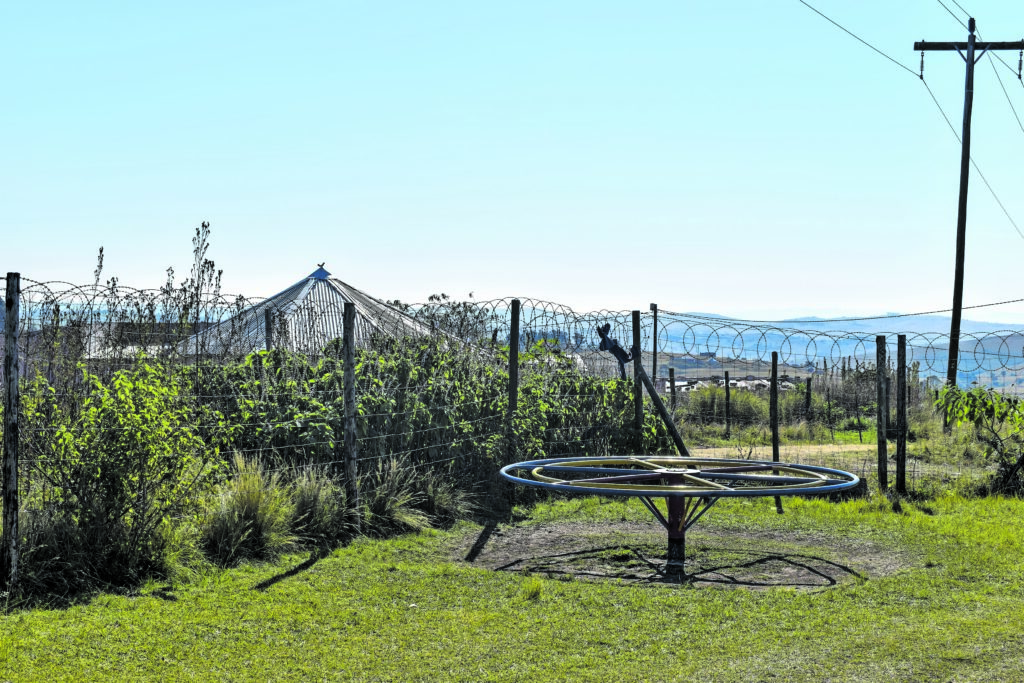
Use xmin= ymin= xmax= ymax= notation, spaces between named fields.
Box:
xmin=186 ymin=266 xmax=432 ymax=357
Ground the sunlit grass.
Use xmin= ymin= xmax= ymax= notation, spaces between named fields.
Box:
xmin=3 ymin=495 xmax=1024 ymax=681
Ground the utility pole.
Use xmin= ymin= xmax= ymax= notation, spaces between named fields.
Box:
xmin=915 ymin=19 xmax=1024 ymax=388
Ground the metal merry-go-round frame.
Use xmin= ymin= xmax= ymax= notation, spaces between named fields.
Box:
xmin=499 ymin=322 xmax=861 ymax=576
xmin=499 ymin=455 xmax=860 ymax=574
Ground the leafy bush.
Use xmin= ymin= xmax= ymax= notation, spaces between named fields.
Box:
xmin=938 ymin=386 xmax=1024 ymax=493
xmin=18 ymin=361 xmax=218 ymax=590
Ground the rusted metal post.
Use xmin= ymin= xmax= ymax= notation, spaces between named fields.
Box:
xmin=636 ymin=365 xmax=690 ymax=457
xmin=876 ymin=336 xmax=889 ymax=489
xmin=343 ymin=302 xmax=360 ymax=530
xmin=3 ymin=273 xmax=20 ymax=589
xmin=897 ymin=335 xmax=908 ymax=495
xmin=666 ymin=496 xmax=687 ymax=575
xmin=632 ymin=310 xmax=643 ymax=442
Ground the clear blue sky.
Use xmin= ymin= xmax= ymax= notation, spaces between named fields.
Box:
xmin=5 ymin=1 xmax=1024 ymax=322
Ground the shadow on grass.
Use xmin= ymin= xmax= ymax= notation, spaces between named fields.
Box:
xmin=494 ymin=543 xmax=865 ymax=589
xmin=252 ymin=548 xmax=329 ymax=592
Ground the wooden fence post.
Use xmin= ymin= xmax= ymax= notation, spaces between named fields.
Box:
xmin=264 ymin=308 xmax=274 ymax=352
xmin=804 ymin=377 xmax=812 ymax=421
xmin=3 ymin=273 xmax=21 ymax=589
xmin=771 ymin=351 xmax=783 ymax=514
xmin=649 ymin=303 xmax=658 ymax=383
xmin=669 ymin=367 xmax=676 ymax=413
xmin=724 ymin=370 xmax=732 ymax=439
xmin=876 ymin=336 xmax=889 ymax=489
xmin=508 ymin=299 xmax=520 ymax=432
xmin=343 ymin=302 xmax=360 ymax=530
xmin=632 ymin=310 xmax=643 ymax=442
xmin=897 ymin=335 xmax=908 ymax=495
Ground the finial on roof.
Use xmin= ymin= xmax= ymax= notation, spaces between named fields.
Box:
xmin=310 ymin=264 xmax=331 ymax=280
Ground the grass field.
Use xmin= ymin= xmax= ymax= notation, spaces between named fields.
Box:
xmin=3 ymin=491 xmax=1023 ymax=682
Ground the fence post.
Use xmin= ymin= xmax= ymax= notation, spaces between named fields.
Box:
xmin=264 ymin=308 xmax=274 ymax=352
xmin=343 ymin=302 xmax=360 ymax=530
xmin=649 ymin=303 xmax=658 ymax=383
xmin=896 ymin=335 xmax=908 ymax=495
xmin=508 ymin=299 xmax=520 ymax=430
xmin=632 ymin=310 xmax=643 ymax=442
xmin=770 ymin=352 xmax=783 ymax=514
xmin=804 ymin=377 xmax=812 ymax=421
xmin=724 ymin=370 xmax=731 ymax=439
xmin=669 ymin=367 xmax=676 ymax=413
xmin=3 ymin=273 xmax=20 ymax=589
xmin=876 ymin=336 xmax=889 ymax=489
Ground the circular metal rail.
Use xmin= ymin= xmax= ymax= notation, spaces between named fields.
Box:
xmin=500 ymin=455 xmax=861 ymax=577
xmin=500 ymin=456 xmax=860 ymax=498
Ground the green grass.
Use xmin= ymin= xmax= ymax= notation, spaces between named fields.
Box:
xmin=3 ymin=494 xmax=1024 ymax=681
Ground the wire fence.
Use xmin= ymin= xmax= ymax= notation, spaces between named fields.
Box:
xmin=0 ymin=273 xmax=1017 ymax=586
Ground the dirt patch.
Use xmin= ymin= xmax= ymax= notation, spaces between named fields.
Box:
xmin=452 ymin=520 xmax=912 ymax=590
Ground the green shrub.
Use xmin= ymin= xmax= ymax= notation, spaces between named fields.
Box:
xmin=17 ymin=361 xmax=218 ymax=591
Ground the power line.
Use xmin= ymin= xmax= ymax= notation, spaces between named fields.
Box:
xmin=981 ymin=41 xmax=1024 ymax=134
xmin=795 ymin=3 xmax=1024 ymax=243
xmin=919 ymin=79 xmax=1024 ymax=241
xmin=949 ymin=0 xmax=972 ymax=19
xmin=935 ymin=0 xmax=969 ymax=29
xmin=796 ymin=0 xmax=918 ymax=77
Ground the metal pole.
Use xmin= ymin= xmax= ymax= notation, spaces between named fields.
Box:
xmin=636 ymin=364 xmax=691 ymax=457
xmin=3 ymin=273 xmax=21 ymax=589
xmin=343 ymin=301 xmax=360 ymax=530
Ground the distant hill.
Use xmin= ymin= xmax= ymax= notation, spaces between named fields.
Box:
xmin=677 ymin=313 xmax=1023 ymax=336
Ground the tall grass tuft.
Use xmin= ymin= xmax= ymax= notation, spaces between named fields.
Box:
xmin=417 ymin=468 xmax=476 ymax=527
xmin=201 ymin=453 xmax=295 ymax=567
xmin=290 ymin=467 xmax=352 ymax=548
xmin=362 ymin=457 xmax=431 ymax=537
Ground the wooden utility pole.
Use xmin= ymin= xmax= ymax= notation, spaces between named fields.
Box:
xmin=915 ymin=20 xmax=1024 ymax=387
